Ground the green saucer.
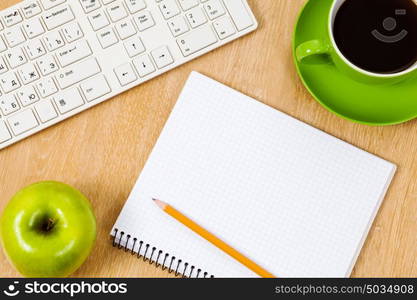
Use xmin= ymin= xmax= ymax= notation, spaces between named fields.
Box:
xmin=293 ymin=0 xmax=417 ymax=126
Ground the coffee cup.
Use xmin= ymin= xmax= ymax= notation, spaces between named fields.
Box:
xmin=296 ymin=0 xmax=417 ymax=84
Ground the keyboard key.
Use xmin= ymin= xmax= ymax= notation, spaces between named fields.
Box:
xmin=107 ymin=2 xmax=128 ymax=22
xmin=0 ymin=37 xmax=7 ymax=53
xmin=56 ymin=40 xmax=92 ymax=67
xmin=55 ymin=58 xmax=101 ymax=89
xmin=4 ymin=27 xmax=26 ymax=47
xmin=159 ymin=0 xmax=181 ymax=20
xmin=0 ymin=72 xmax=21 ymax=93
xmin=43 ymin=31 xmax=65 ymax=51
xmin=97 ymin=28 xmax=118 ymax=48
xmin=79 ymin=0 xmax=101 ymax=13
xmin=133 ymin=11 xmax=155 ymax=31
xmin=0 ymin=94 xmax=20 ymax=115
xmin=168 ymin=16 xmax=189 ymax=37
xmin=213 ymin=16 xmax=236 ymax=39
xmin=8 ymin=109 xmax=38 ymax=135
xmin=0 ymin=121 xmax=12 ymax=143
xmin=40 ymin=0 xmax=66 ymax=10
xmin=185 ymin=7 xmax=207 ymax=28
xmin=5 ymin=48 xmax=27 ymax=69
xmin=22 ymin=1 xmax=43 ymax=19
xmin=35 ymin=99 xmax=58 ymax=122
xmin=88 ymin=11 xmax=110 ymax=31
xmin=54 ymin=88 xmax=84 ymax=114
xmin=124 ymin=0 xmax=146 ymax=14
xmin=0 ymin=58 xmax=8 ymax=74
xmin=18 ymin=63 xmax=40 ymax=84
xmin=115 ymin=20 xmax=137 ymax=40
xmin=23 ymin=18 xmax=45 ymax=39
xmin=178 ymin=0 xmax=199 ymax=11
xmin=37 ymin=55 xmax=59 ymax=75
xmin=61 ymin=22 xmax=84 ymax=43
xmin=36 ymin=77 xmax=58 ymax=97
xmin=124 ymin=37 xmax=145 ymax=57
xmin=223 ymin=0 xmax=253 ymax=31
xmin=151 ymin=46 xmax=174 ymax=69
xmin=133 ymin=54 xmax=155 ymax=77
xmin=114 ymin=63 xmax=137 ymax=86
xmin=25 ymin=39 xmax=46 ymax=59
xmin=204 ymin=0 xmax=225 ymax=20
xmin=102 ymin=0 xmax=116 ymax=4
xmin=177 ymin=25 xmax=217 ymax=57
xmin=80 ymin=75 xmax=111 ymax=101
xmin=2 ymin=9 xmax=23 ymax=27
xmin=17 ymin=85 xmax=39 ymax=106
xmin=43 ymin=6 xmax=74 ymax=30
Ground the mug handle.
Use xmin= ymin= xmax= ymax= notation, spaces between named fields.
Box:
xmin=296 ymin=40 xmax=331 ymax=62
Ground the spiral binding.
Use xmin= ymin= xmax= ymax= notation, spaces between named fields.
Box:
xmin=112 ymin=228 xmax=214 ymax=278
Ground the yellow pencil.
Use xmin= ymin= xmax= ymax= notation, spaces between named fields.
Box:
xmin=152 ymin=198 xmax=275 ymax=278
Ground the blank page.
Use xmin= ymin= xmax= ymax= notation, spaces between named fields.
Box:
xmin=112 ymin=72 xmax=396 ymax=277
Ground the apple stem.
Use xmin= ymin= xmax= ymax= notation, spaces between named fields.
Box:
xmin=45 ymin=218 xmax=55 ymax=232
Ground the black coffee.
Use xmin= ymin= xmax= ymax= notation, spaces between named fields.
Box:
xmin=333 ymin=0 xmax=417 ymax=74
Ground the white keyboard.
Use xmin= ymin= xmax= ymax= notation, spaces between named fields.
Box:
xmin=0 ymin=0 xmax=257 ymax=149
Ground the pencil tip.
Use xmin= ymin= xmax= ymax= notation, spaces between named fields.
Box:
xmin=152 ymin=198 xmax=166 ymax=209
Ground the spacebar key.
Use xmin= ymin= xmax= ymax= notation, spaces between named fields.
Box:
xmin=56 ymin=58 xmax=101 ymax=89
xmin=177 ymin=25 xmax=218 ymax=57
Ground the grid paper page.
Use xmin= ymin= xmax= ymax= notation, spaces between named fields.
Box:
xmin=111 ymin=72 xmax=396 ymax=277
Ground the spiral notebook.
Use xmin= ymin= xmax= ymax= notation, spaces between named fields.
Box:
xmin=111 ymin=72 xmax=396 ymax=278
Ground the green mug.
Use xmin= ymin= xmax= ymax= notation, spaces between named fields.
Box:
xmin=295 ymin=0 xmax=417 ymax=85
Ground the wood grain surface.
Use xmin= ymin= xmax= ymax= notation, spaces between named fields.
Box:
xmin=1 ymin=0 xmax=416 ymax=278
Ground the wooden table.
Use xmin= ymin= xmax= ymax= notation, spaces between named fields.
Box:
xmin=1 ymin=0 xmax=416 ymax=278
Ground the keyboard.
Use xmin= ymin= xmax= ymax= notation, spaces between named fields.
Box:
xmin=0 ymin=0 xmax=257 ymax=150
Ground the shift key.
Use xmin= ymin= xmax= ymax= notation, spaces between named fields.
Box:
xmin=56 ymin=58 xmax=101 ymax=89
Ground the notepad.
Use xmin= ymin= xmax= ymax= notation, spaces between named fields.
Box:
xmin=111 ymin=72 xmax=396 ymax=278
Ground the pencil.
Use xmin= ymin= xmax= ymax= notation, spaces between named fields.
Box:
xmin=152 ymin=198 xmax=275 ymax=278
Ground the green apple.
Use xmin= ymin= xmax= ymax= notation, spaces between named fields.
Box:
xmin=0 ymin=181 xmax=96 ymax=277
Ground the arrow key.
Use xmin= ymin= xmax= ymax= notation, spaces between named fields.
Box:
xmin=114 ymin=63 xmax=137 ymax=86
xmin=151 ymin=46 xmax=174 ymax=69
xmin=133 ymin=54 xmax=155 ymax=77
